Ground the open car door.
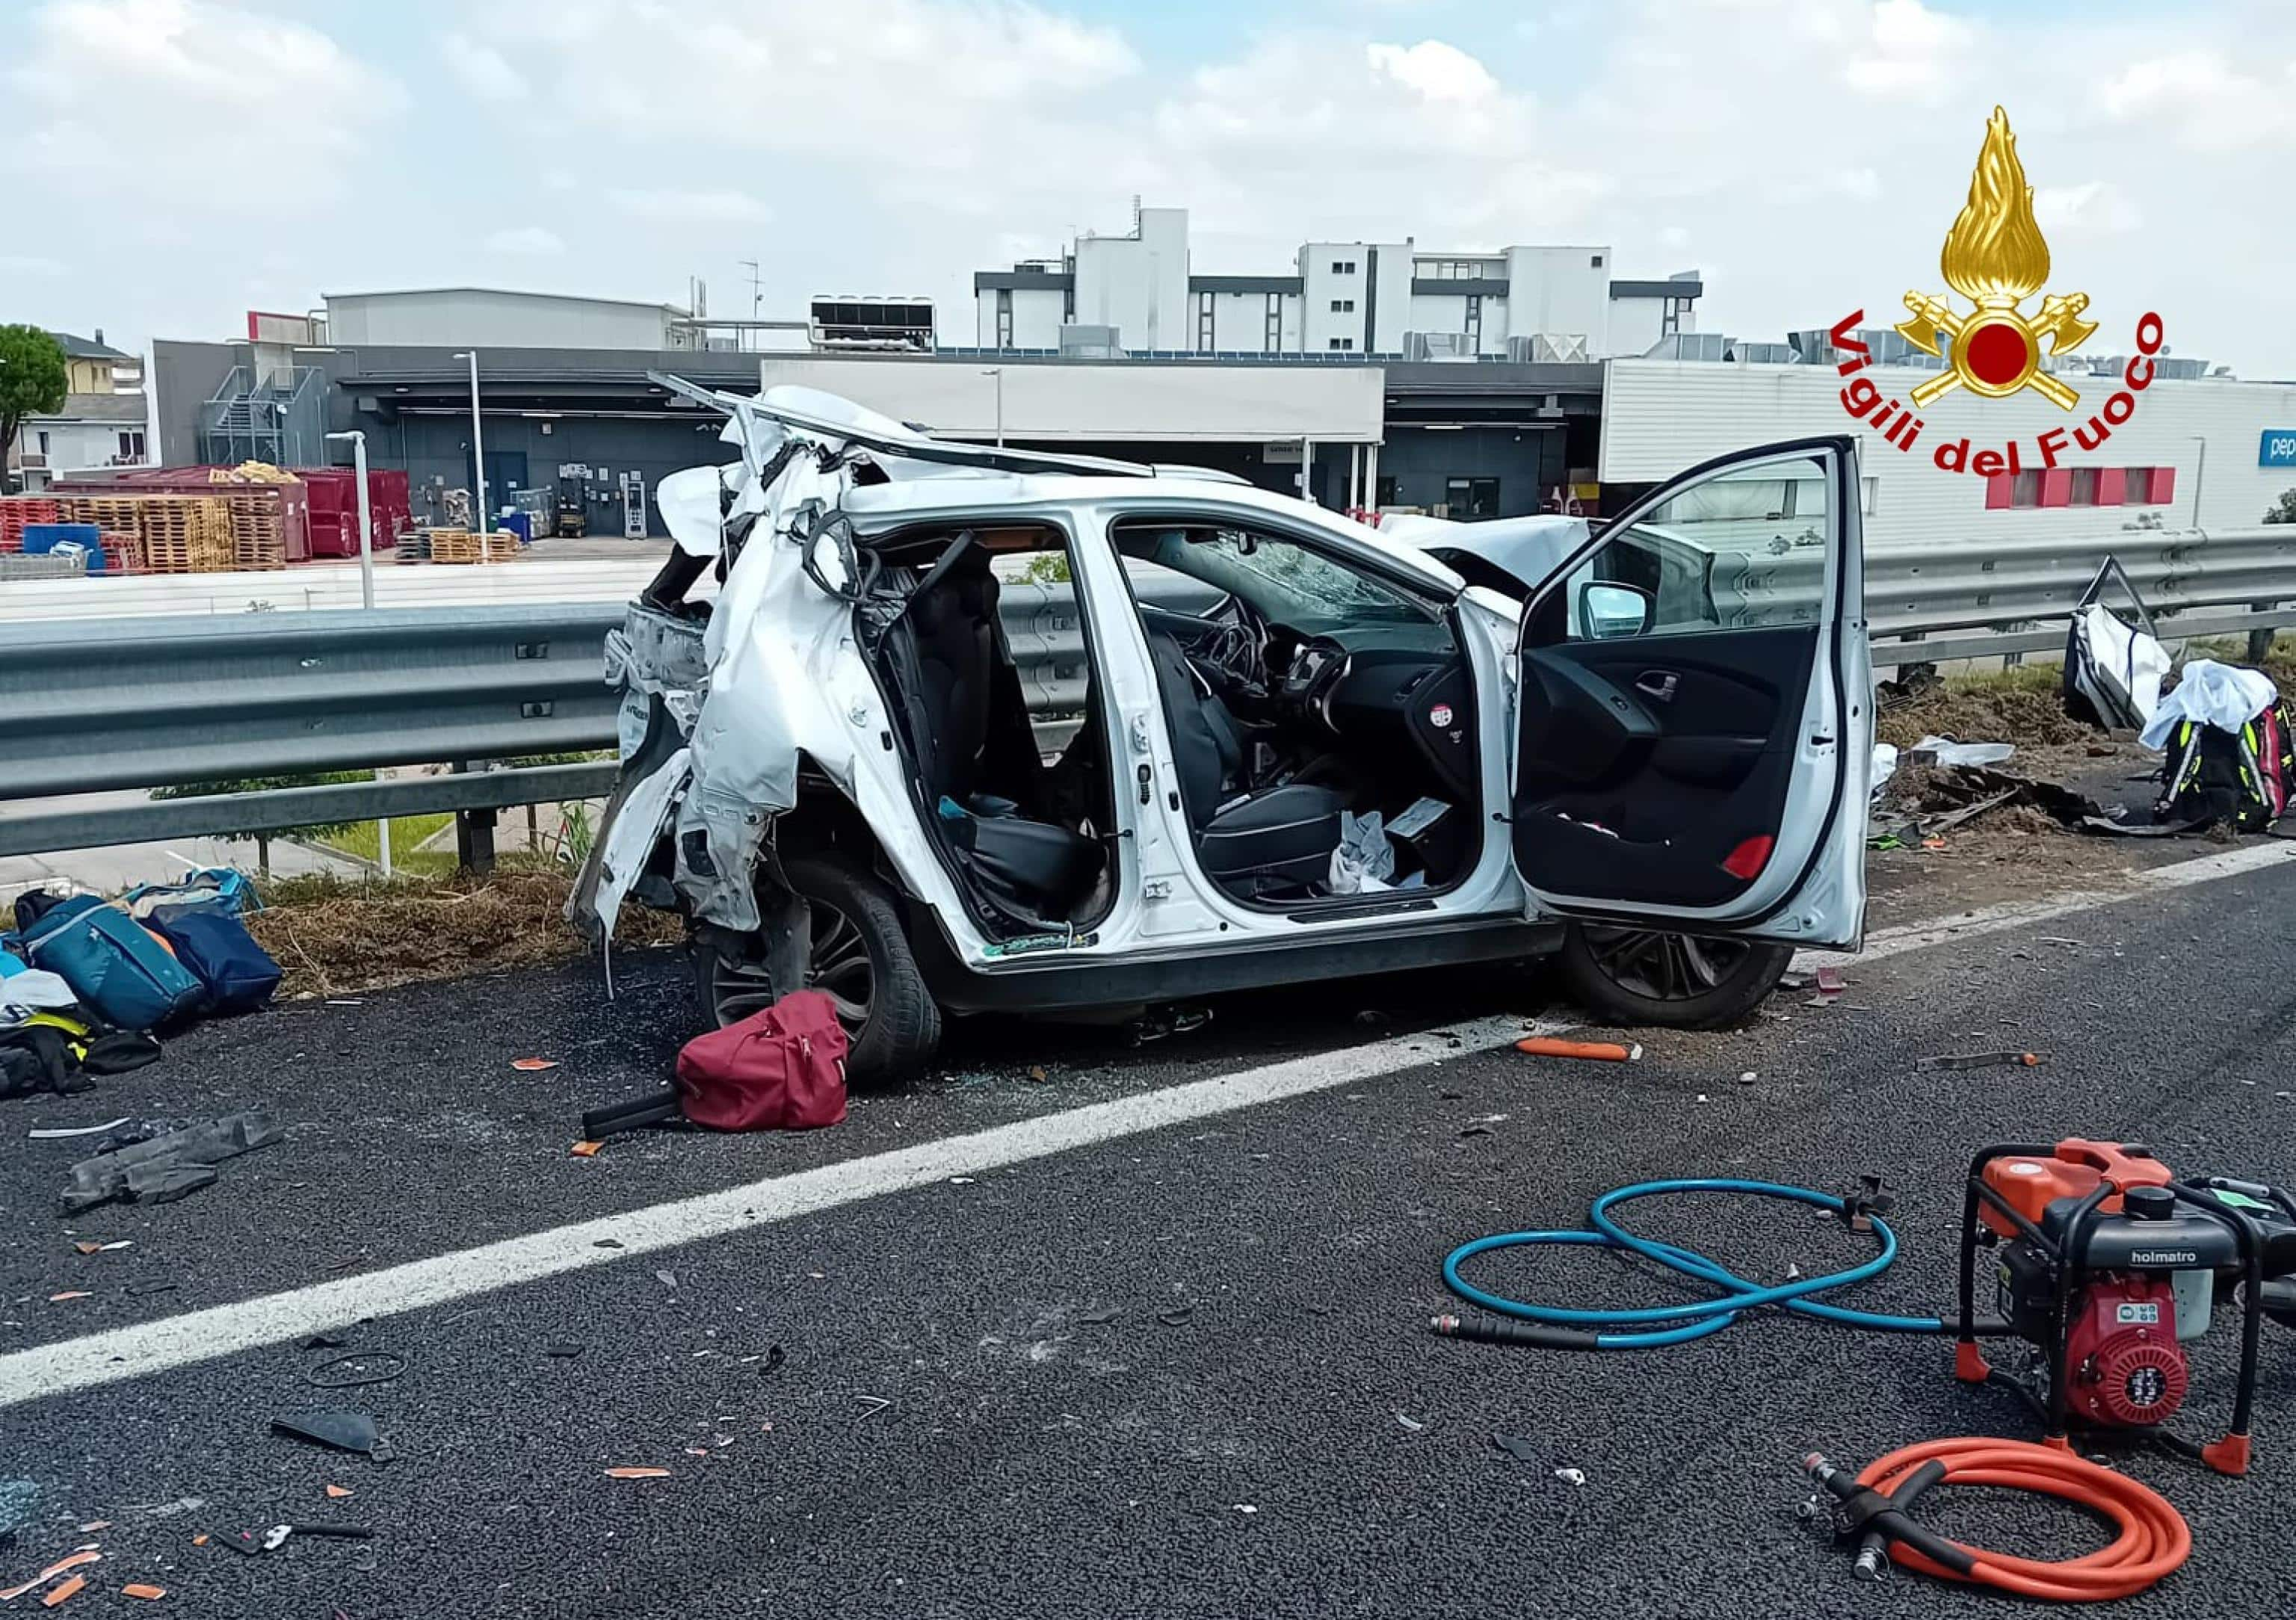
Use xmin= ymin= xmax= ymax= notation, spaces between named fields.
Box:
xmin=1508 ymin=437 xmax=1869 ymax=948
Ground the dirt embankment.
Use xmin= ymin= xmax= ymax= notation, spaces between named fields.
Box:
xmin=244 ymin=870 xmax=682 ymax=1001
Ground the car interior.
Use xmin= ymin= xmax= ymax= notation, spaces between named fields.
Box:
xmin=852 ymin=522 xmax=1120 ymax=939
xmin=1113 ymin=519 xmax=1484 ymax=906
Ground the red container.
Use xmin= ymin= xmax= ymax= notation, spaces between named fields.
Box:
xmin=49 ymin=469 xmax=310 ymax=564
xmin=294 ymin=467 xmax=408 ymax=557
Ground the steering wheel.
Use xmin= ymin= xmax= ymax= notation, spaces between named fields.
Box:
xmin=1283 ymin=635 xmax=1352 ymax=731
xmin=1185 ymin=613 xmax=1268 ymax=700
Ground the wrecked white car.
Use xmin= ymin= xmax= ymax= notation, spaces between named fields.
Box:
xmin=572 ymin=380 xmax=1871 ymax=1082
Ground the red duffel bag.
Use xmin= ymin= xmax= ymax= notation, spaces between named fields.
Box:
xmin=674 ymin=989 xmax=849 ymax=1131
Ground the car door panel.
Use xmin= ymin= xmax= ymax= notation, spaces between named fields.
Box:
xmin=1508 ymin=439 xmax=1868 ymax=947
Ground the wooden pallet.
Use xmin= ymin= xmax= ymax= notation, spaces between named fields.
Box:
xmin=101 ymin=530 xmax=146 ymax=575
xmin=215 ymin=489 xmax=287 ymax=570
xmin=131 ymin=495 xmax=236 ymax=574
xmin=423 ymin=528 xmax=522 ymax=565
xmin=0 ymin=497 xmax=61 ymax=554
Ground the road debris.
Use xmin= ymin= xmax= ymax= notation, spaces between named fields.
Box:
xmin=593 ymin=1237 xmax=623 ymax=1249
xmin=270 ymin=1411 xmax=391 ymax=1462
xmin=120 ymin=1586 xmax=166 ymax=1601
xmin=1515 ymin=1036 xmax=1641 ymax=1062
xmin=1 ymin=1551 xmax=101 ymax=1603
xmin=543 ymin=1339 xmax=584 ymax=1359
xmin=1080 ymin=1305 xmax=1122 ymax=1325
xmin=72 ymin=1524 xmax=106 ymax=1536
xmin=301 ymin=1331 xmax=351 ymax=1350
xmin=570 ymin=1140 xmax=604 ymax=1157
xmin=27 ymin=1119 xmax=129 ymax=1141
xmin=38 ymin=1573 xmax=86 ymax=1607
xmin=47 ymin=1291 xmax=90 ymax=1302
xmin=1155 ymin=1307 xmax=1194 ymax=1326
xmin=1395 ymin=1414 xmax=1425 ymax=1432
xmin=757 ymin=1344 xmax=786 ymax=1377
xmin=324 ymin=1485 xmax=353 ymax=1500
xmin=511 ymin=1057 xmax=561 ymax=1072
xmin=1736 ymin=1071 xmax=1758 ymax=1086
xmin=1232 ymin=1504 xmax=1257 ymax=1515
xmin=654 ymin=1269 xmax=678 ymax=1290
xmin=1492 ymin=1434 xmax=1541 ymax=1464
xmin=306 ymin=1350 xmax=407 ymax=1389
xmin=1553 ymin=1468 xmax=1588 ymax=1486
xmin=1917 ymin=1050 xmax=2047 ymax=1070
xmin=58 ymin=1110 xmax=282 ymax=1215
xmin=1815 ymin=966 xmax=1848 ymax=996
xmin=604 ymin=1468 xmax=671 ymax=1480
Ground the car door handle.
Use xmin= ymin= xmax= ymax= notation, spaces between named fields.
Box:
xmin=1635 ymin=671 xmax=1679 ymax=702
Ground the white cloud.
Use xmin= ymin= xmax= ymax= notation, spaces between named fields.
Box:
xmin=484 ymin=225 xmax=567 ymax=256
xmin=1842 ymin=0 xmax=1974 ymax=99
xmin=12 ymin=0 xmax=402 ymax=196
xmin=611 ymin=188 xmax=771 ymax=223
xmin=2035 ymin=181 xmax=2144 ymax=237
xmin=440 ymin=30 xmax=530 ymax=101
xmin=1365 ymin=40 xmax=1498 ymax=103
xmin=2099 ymin=51 xmax=2296 ymax=152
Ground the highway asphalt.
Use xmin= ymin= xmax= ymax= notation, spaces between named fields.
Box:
xmin=4 ymin=850 xmax=2296 ymax=1617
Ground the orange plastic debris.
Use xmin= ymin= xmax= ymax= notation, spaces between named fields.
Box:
xmin=48 ymin=1291 xmax=91 ymax=1302
xmin=324 ymin=1485 xmax=353 ymax=1500
xmin=512 ymin=1057 xmax=561 ymax=1072
xmin=1514 ymin=1036 xmax=1642 ymax=1063
xmin=72 ymin=1242 xmax=103 ymax=1255
xmin=191 ymin=1537 xmax=209 ymax=1548
xmin=0 ymin=1551 xmax=102 ymax=1600
xmin=570 ymin=1140 xmax=604 ymax=1157
xmin=122 ymin=1586 xmax=167 ymax=1601
xmin=603 ymin=1467 xmax=671 ymax=1480
xmin=40 ymin=1575 xmax=87 ymax=1607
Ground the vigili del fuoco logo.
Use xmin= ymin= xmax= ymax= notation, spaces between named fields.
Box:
xmin=1827 ymin=105 xmax=2166 ymax=481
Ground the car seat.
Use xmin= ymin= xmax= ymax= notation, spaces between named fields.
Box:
xmin=892 ymin=550 xmax=1105 ymax=920
xmin=1147 ymin=633 xmax=1347 ymax=896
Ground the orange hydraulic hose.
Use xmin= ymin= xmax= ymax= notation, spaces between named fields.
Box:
xmin=1855 ymin=1439 xmax=2190 ymax=1602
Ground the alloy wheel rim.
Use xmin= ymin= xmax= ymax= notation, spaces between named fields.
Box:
xmin=1578 ymin=927 xmax=1752 ymax=1002
xmin=713 ymin=898 xmax=872 ymax=1031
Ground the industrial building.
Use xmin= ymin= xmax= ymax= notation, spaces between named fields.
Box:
xmin=971 ymin=203 xmax=1701 ymax=361
xmin=123 ymin=267 xmax=2296 ymax=551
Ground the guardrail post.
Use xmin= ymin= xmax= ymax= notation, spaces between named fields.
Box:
xmin=451 ymin=761 xmax=498 ymax=874
xmin=2249 ymin=628 xmax=2277 ymax=664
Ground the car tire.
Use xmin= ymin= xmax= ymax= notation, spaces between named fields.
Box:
xmin=693 ymin=856 xmax=942 ymax=1086
xmin=1553 ymin=923 xmax=1792 ymax=1031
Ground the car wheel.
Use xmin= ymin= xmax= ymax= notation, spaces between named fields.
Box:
xmin=694 ymin=856 xmax=942 ymax=1086
xmin=1554 ymin=922 xmax=1792 ymax=1031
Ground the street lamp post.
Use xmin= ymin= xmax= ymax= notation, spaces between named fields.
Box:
xmin=322 ymin=430 xmax=376 ymax=610
xmin=453 ymin=350 xmax=488 ymax=537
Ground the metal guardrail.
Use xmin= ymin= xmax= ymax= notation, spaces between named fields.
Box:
xmin=6 ymin=526 xmax=2296 ymax=859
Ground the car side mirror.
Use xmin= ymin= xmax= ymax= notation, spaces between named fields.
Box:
xmin=1577 ymin=581 xmax=1653 ymax=639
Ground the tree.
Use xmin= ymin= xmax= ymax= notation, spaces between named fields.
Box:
xmin=0 ymin=325 xmax=69 ymax=468
xmin=149 ymin=773 xmax=366 ymax=877
xmin=2265 ymin=488 xmax=2296 ymax=525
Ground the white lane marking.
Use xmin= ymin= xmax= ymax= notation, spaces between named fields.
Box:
xmin=1797 ymin=839 xmax=2296 ymax=971
xmin=13 ymin=838 xmax=2292 ymax=1408
xmin=0 ymin=1014 xmax=1565 ymax=1408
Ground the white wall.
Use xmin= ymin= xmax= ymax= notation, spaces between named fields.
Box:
xmin=1369 ymin=248 xmax=1414 ymax=353
xmin=16 ymin=416 xmax=141 ymax=476
xmin=1503 ymin=247 xmax=1611 ymax=352
xmin=324 ymin=290 xmax=676 ymax=350
xmin=1073 ymin=208 xmax=1189 ymax=350
xmin=756 ymin=356 xmax=1384 ymax=442
xmin=1607 ymin=294 xmax=1669 ymax=358
xmin=1601 ymin=359 xmax=2296 ymax=545
xmin=974 ymin=287 xmax=1068 ymax=347
xmin=1300 ymin=243 xmax=1373 ymax=352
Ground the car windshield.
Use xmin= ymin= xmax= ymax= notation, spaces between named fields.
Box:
xmin=1121 ymin=525 xmax=1426 ymax=630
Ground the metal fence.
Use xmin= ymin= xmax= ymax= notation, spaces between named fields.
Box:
xmin=6 ymin=526 xmax=2296 ymax=859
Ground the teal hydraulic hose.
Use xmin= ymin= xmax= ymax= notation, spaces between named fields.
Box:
xmin=1438 ymin=1178 xmax=1948 ymax=1350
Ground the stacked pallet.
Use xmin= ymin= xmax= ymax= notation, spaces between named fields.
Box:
xmin=215 ymin=489 xmax=288 ymax=570
xmin=0 ymin=497 xmax=61 ymax=553
xmin=102 ymin=531 xmax=146 ymax=574
xmin=55 ymin=493 xmax=238 ymax=573
xmin=422 ymin=527 xmax=522 ymax=565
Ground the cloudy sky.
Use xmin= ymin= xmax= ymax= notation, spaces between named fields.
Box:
xmin=6 ymin=0 xmax=2294 ymax=375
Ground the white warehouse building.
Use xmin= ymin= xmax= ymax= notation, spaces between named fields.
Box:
xmin=973 ymin=205 xmax=1699 ymax=360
